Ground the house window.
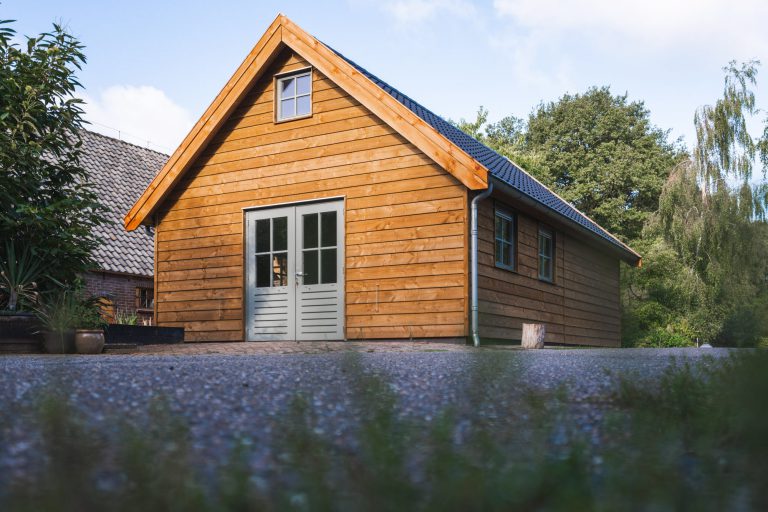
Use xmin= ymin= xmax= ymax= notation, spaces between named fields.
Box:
xmin=136 ymin=287 xmax=154 ymax=310
xmin=538 ymin=226 xmax=554 ymax=282
xmin=276 ymin=70 xmax=312 ymax=121
xmin=494 ymin=207 xmax=516 ymax=271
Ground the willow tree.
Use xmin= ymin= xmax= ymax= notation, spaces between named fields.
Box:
xmin=638 ymin=61 xmax=768 ymax=345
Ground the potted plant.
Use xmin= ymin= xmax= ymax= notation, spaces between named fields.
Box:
xmin=35 ymin=289 xmax=79 ymax=354
xmin=74 ymin=296 xmax=107 ymax=354
xmin=0 ymin=243 xmax=45 ymax=353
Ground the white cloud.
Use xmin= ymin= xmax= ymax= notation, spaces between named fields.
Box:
xmin=492 ymin=0 xmax=768 ymax=57
xmin=378 ymin=0 xmax=477 ymax=24
xmin=82 ymin=85 xmax=193 ymax=154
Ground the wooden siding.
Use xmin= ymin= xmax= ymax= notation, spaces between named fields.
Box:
xmin=477 ymin=196 xmax=621 ymax=347
xmin=153 ymin=49 xmax=468 ymax=342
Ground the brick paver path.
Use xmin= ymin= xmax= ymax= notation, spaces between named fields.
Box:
xmin=105 ymin=340 xmax=520 ymax=356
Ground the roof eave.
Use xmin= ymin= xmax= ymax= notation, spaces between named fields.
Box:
xmin=489 ymin=176 xmax=642 ymax=267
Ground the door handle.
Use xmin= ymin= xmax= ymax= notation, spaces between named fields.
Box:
xmin=296 ymin=272 xmax=306 ymax=277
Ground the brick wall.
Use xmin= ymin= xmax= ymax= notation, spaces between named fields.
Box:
xmin=82 ymin=271 xmax=154 ymax=325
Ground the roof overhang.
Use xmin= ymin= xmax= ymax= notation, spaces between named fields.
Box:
xmin=490 ymin=176 xmax=642 ymax=267
xmin=124 ymin=14 xmax=488 ymax=231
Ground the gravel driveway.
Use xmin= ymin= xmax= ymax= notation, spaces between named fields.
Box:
xmin=0 ymin=347 xmax=731 ymax=481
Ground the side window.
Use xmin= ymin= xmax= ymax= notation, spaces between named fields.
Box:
xmin=136 ymin=287 xmax=154 ymax=309
xmin=276 ymin=70 xmax=312 ymax=121
xmin=538 ymin=226 xmax=554 ymax=282
xmin=494 ymin=207 xmax=516 ymax=271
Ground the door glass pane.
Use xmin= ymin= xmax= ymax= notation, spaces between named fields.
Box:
xmin=321 ymin=248 xmax=337 ymax=284
xmin=273 ymin=252 xmax=288 ymax=287
xmin=256 ymin=219 xmax=270 ymax=253
xmin=303 ymin=213 xmax=318 ymax=249
xmin=273 ymin=216 xmax=287 ymax=252
xmin=320 ymin=211 xmax=337 ymax=247
xmin=256 ymin=254 xmax=270 ymax=288
xmin=296 ymin=95 xmax=311 ymax=116
xmin=303 ymin=250 xmax=318 ymax=285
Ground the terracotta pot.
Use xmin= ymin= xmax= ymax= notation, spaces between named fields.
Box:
xmin=75 ymin=329 xmax=105 ymax=354
xmin=43 ymin=330 xmax=76 ymax=354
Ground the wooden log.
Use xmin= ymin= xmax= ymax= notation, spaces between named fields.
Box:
xmin=521 ymin=323 xmax=546 ymax=349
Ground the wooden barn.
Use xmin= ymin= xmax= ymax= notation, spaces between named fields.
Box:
xmin=125 ymin=15 xmax=641 ymax=346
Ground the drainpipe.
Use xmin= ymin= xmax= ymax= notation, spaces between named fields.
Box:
xmin=471 ymin=182 xmax=493 ymax=347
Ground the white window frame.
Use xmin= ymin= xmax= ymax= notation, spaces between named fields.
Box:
xmin=275 ymin=69 xmax=312 ymax=122
xmin=538 ymin=225 xmax=554 ymax=283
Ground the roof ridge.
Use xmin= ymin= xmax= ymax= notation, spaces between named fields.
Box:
xmin=80 ymin=128 xmax=170 ymax=158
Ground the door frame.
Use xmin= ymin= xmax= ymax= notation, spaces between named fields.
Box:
xmin=241 ymin=196 xmax=346 ymax=341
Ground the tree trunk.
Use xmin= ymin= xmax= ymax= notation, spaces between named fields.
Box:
xmin=521 ymin=323 xmax=546 ymax=349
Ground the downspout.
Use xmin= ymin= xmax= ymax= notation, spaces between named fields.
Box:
xmin=471 ymin=182 xmax=493 ymax=347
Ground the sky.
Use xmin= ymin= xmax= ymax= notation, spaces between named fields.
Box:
xmin=4 ymin=0 xmax=768 ymax=155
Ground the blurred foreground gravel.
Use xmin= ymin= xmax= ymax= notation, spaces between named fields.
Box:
xmin=0 ymin=347 xmax=731 ymax=480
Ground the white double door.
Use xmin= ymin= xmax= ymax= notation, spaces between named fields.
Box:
xmin=245 ymin=200 xmax=344 ymax=341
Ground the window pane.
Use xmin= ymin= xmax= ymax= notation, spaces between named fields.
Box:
xmin=321 ymin=248 xmax=337 ymax=284
xmin=495 ymin=215 xmax=502 ymax=239
xmin=273 ymin=252 xmax=288 ymax=287
xmin=505 ymin=218 xmax=513 ymax=244
xmin=296 ymin=95 xmax=311 ymax=116
xmin=256 ymin=219 xmax=270 ymax=253
xmin=540 ymin=256 xmax=552 ymax=281
xmin=280 ymin=77 xmax=295 ymax=98
xmin=495 ymin=239 xmax=503 ymax=265
xmin=256 ymin=254 xmax=270 ymax=288
xmin=303 ymin=250 xmax=318 ymax=285
xmin=320 ymin=211 xmax=337 ymax=247
xmin=296 ymin=74 xmax=311 ymax=95
xmin=303 ymin=213 xmax=318 ymax=249
xmin=273 ymin=216 xmax=287 ymax=252
xmin=280 ymin=98 xmax=295 ymax=119
xmin=502 ymin=243 xmax=511 ymax=267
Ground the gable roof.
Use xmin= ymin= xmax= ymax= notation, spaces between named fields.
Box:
xmin=81 ymin=130 xmax=167 ymax=276
xmin=332 ymin=50 xmax=641 ymax=265
xmin=124 ymin=14 xmax=639 ymax=265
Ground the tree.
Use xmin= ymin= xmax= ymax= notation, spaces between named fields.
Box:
xmin=0 ymin=19 xmax=105 ymax=285
xmin=640 ymin=61 xmax=768 ymax=345
xmin=454 ymin=89 xmax=681 ymax=242
xmin=525 ymin=87 xmax=682 ymax=241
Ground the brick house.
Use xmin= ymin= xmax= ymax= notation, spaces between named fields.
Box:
xmin=79 ymin=130 xmax=167 ymax=325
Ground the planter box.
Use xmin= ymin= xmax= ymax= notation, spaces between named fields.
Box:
xmin=0 ymin=312 xmax=42 ymax=354
xmin=105 ymin=324 xmax=184 ymax=345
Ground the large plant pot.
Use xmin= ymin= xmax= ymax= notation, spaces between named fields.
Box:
xmin=75 ymin=329 xmax=105 ymax=354
xmin=43 ymin=330 xmax=77 ymax=354
xmin=0 ymin=312 xmax=42 ymax=353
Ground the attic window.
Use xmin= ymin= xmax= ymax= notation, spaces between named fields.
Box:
xmin=276 ymin=70 xmax=312 ymax=121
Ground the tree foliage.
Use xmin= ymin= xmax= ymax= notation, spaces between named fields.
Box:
xmin=634 ymin=61 xmax=768 ymax=345
xmin=455 ymin=88 xmax=682 ymax=242
xmin=0 ymin=19 xmax=105 ymax=286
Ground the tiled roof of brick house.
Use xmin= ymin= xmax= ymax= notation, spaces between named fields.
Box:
xmin=80 ymin=130 xmax=167 ymax=277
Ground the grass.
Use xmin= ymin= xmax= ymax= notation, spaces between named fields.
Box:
xmin=1 ymin=351 xmax=767 ymax=511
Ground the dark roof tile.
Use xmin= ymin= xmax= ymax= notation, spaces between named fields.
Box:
xmin=79 ymin=130 xmax=167 ymax=277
